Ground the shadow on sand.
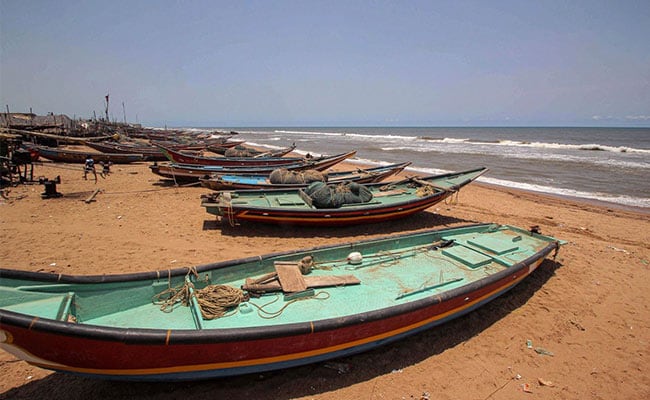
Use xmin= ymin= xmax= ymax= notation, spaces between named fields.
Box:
xmin=1 ymin=258 xmax=562 ymax=400
xmin=202 ymin=211 xmax=478 ymax=239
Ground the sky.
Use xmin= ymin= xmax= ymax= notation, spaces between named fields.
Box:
xmin=1 ymin=0 xmax=649 ymax=127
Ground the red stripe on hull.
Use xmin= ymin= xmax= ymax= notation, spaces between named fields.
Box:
xmin=0 ymin=262 xmax=537 ymax=377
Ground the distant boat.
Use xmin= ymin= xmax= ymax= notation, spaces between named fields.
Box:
xmin=157 ymin=145 xmax=349 ymax=167
xmin=201 ymin=167 xmax=487 ymax=227
xmin=0 ymin=223 xmax=563 ymax=381
xmin=26 ymin=144 xmax=144 ymax=164
xmin=208 ymin=143 xmax=296 ymax=157
xmin=85 ymin=141 xmax=168 ymax=161
xmin=149 ymin=151 xmax=357 ymax=183
xmin=199 ymin=162 xmax=412 ymax=191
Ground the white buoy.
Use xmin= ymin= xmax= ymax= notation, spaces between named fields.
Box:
xmin=347 ymin=251 xmax=363 ymax=265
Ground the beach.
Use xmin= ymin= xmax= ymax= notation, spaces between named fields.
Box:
xmin=1 ymin=157 xmax=649 ymax=400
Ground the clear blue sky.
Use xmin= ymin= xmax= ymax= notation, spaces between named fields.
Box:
xmin=1 ymin=0 xmax=649 ymax=127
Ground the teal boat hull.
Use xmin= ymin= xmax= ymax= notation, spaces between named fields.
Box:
xmin=0 ymin=223 xmax=562 ymax=381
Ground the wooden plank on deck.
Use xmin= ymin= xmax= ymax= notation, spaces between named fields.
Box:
xmin=274 ymin=263 xmax=307 ymax=292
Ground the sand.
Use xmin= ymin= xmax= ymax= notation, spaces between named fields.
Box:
xmin=1 ymin=155 xmax=649 ymax=400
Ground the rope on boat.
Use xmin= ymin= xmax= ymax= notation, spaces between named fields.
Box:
xmin=249 ymin=290 xmax=330 ymax=319
xmin=152 ymin=268 xmax=247 ymax=319
xmin=444 ymin=189 xmax=460 ymax=205
xmin=194 ymin=285 xmax=247 ymax=319
xmin=220 ymin=192 xmax=236 ymax=227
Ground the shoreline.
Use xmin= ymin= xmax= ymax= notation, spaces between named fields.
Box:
xmin=340 ymin=158 xmax=650 ymax=216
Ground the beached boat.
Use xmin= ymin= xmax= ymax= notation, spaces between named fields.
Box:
xmin=208 ymin=143 xmax=296 ymax=157
xmin=149 ymin=151 xmax=357 ymax=183
xmin=201 ymin=167 xmax=487 ymax=227
xmin=0 ymin=223 xmax=563 ymax=381
xmin=151 ymin=139 xmax=245 ymax=152
xmin=85 ymin=141 xmax=168 ymax=161
xmin=26 ymin=144 xmax=144 ymax=164
xmin=158 ymin=145 xmax=352 ymax=167
xmin=199 ymin=162 xmax=412 ymax=191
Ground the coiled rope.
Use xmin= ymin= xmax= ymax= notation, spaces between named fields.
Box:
xmin=152 ymin=267 xmax=247 ymax=319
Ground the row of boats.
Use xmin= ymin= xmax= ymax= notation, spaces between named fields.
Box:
xmin=1 ymin=133 xmax=564 ymax=382
xmin=25 ymin=138 xmax=489 ymax=228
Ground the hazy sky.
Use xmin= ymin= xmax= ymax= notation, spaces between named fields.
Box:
xmin=1 ymin=0 xmax=649 ymax=127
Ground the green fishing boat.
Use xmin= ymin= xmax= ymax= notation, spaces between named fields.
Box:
xmin=0 ymin=223 xmax=563 ymax=381
xmin=201 ymin=167 xmax=487 ymax=227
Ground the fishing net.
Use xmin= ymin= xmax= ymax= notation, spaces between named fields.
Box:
xmin=305 ymin=181 xmax=373 ymax=208
xmin=269 ymin=168 xmax=327 ymax=184
xmin=224 ymin=147 xmax=255 ymax=157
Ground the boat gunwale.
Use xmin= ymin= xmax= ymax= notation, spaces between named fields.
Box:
xmin=0 ymin=224 xmax=560 ymax=345
xmin=202 ymin=167 xmax=488 ymax=217
xmin=158 ymin=145 xmax=357 ymax=167
xmin=199 ymin=162 xmax=413 ymax=190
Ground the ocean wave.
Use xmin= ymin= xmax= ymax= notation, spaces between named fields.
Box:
xmin=471 ymin=139 xmax=650 ymax=154
xmin=478 ymin=176 xmax=650 ymax=209
xmin=389 ymin=136 xmax=650 ymax=154
xmin=274 ymin=130 xmax=419 ymax=141
xmin=417 ymin=136 xmax=473 ymax=143
xmin=379 ymin=144 xmax=650 ymax=169
xmin=402 ymin=165 xmax=650 ymax=209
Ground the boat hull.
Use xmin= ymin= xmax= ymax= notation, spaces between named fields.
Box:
xmin=199 ymin=162 xmax=412 ymax=191
xmin=85 ymin=141 xmax=168 ymax=161
xmin=27 ymin=144 xmax=144 ymax=164
xmin=0 ymin=223 xmax=562 ymax=381
xmin=201 ymin=167 xmax=487 ymax=227
xmin=150 ymin=152 xmax=356 ymax=183
xmin=159 ymin=145 xmax=355 ymax=167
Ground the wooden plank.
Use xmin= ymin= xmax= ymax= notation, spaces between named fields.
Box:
xmin=242 ymin=279 xmax=281 ymax=292
xmin=304 ymin=275 xmax=360 ymax=287
xmin=274 ymin=263 xmax=307 ymax=292
xmin=84 ymin=188 xmax=101 ymax=203
xmin=373 ymin=189 xmax=407 ymax=197
xmin=298 ymin=189 xmax=313 ymax=208
xmin=242 ymin=274 xmax=360 ymax=293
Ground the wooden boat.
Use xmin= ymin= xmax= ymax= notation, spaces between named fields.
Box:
xmin=157 ymin=145 xmax=353 ymax=167
xmin=26 ymin=144 xmax=144 ymax=164
xmin=208 ymin=143 xmax=296 ymax=157
xmin=149 ymin=151 xmax=357 ymax=183
xmin=151 ymin=139 xmax=245 ymax=152
xmin=85 ymin=141 xmax=168 ymax=161
xmin=0 ymin=223 xmax=563 ymax=381
xmin=199 ymin=162 xmax=412 ymax=191
xmin=201 ymin=167 xmax=487 ymax=227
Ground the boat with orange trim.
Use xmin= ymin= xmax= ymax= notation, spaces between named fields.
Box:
xmin=201 ymin=167 xmax=487 ymax=227
xmin=0 ymin=223 xmax=562 ymax=381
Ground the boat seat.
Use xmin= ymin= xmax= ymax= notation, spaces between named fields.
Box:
xmin=1 ymin=289 xmax=75 ymax=321
xmin=275 ymin=197 xmax=305 ymax=206
xmin=442 ymin=245 xmax=493 ymax=269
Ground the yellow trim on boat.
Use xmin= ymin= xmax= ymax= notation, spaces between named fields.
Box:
xmin=15 ymin=259 xmax=544 ymax=377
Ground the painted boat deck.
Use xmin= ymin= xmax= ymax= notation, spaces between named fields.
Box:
xmin=1 ymin=226 xmax=548 ymax=331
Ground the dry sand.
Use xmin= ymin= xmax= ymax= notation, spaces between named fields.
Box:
xmin=1 ymin=155 xmax=649 ymax=400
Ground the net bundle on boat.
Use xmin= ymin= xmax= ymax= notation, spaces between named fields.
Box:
xmin=269 ymin=168 xmax=328 ymax=184
xmin=224 ymin=146 xmax=256 ymax=157
xmin=304 ymin=181 xmax=373 ymax=208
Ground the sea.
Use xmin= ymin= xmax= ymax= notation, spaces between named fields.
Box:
xmin=193 ymin=127 xmax=650 ymax=210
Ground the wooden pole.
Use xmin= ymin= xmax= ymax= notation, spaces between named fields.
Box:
xmin=104 ymin=94 xmax=109 ymax=121
xmin=84 ymin=188 xmax=101 ymax=203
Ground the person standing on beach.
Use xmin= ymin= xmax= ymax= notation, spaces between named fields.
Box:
xmin=84 ymin=155 xmax=97 ymax=183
